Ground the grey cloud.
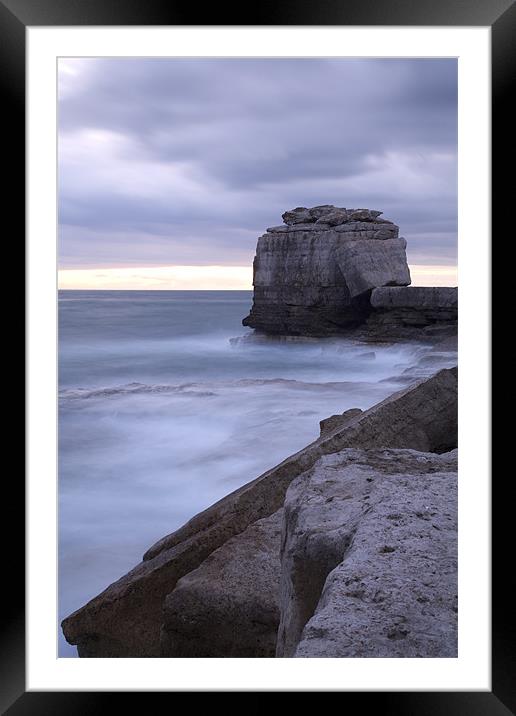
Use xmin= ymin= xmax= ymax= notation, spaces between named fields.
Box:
xmin=58 ymin=224 xmax=259 ymax=268
xmin=58 ymin=58 xmax=457 ymax=269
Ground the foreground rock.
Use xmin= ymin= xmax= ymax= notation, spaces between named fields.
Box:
xmin=161 ymin=510 xmax=282 ymax=657
xmin=61 ymin=367 xmax=457 ymax=657
xmin=319 ymin=408 xmax=363 ymax=437
xmin=243 ymin=205 xmax=409 ymax=336
xmin=277 ymin=448 xmax=457 ymax=657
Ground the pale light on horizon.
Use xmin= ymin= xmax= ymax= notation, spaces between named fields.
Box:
xmin=58 ymin=264 xmax=457 ymax=290
xmin=409 ymin=264 xmax=457 ymax=287
xmin=58 ymin=265 xmax=254 ymax=290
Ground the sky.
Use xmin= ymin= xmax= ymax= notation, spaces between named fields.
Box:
xmin=58 ymin=58 xmax=457 ymax=289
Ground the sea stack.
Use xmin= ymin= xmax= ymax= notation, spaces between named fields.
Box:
xmin=242 ymin=205 xmax=411 ymax=336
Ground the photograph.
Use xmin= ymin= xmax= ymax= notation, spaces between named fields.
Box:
xmin=7 ymin=0 xmax=507 ymax=706
xmin=57 ymin=57 xmax=459 ymax=660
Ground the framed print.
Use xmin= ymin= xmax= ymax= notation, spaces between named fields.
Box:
xmin=6 ymin=0 xmax=510 ymax=710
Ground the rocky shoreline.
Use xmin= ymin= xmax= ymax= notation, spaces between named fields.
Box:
xmin=62 ymin=366 xmax=457 ymax=658
xmin=61 ymin=204 xmax=458 ymax=658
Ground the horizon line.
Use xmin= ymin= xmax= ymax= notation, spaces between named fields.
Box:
xmin=57 ymin=263 xmax=458 ymax=290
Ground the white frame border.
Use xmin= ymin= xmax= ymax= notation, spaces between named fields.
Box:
xmin=27 ymin=26 xmax=490 ymax=691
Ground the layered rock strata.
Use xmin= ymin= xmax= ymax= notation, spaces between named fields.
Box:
xmin=62 ymin=367 xmax=457 ymax=658
xmin=364 ymin=286 xmax=458 ymax=341
xmin=242 ymin=205 xmax=411 ymax=336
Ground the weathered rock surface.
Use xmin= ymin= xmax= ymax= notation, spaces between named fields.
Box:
xmin=243 ymin=206 xmax=409 ymax=336
xmin=161 ymin=510 xmax=282 ymax=657
xmin=364 ymin=286 xmax=458 ymax=341
xmin=319 ymin=408 xmax=363 ymax=437
xmin=348 ymin=209 xmax=383 ymax=222
xmin=316 ymin=208 xmax=350 ymax=225
xmin=336 ymin=238 xmax=411 ymax=298
xmin=280 ymin=205 xmax=385 ymax=226
xmin=282 ymin=207 xmax=313 ymax=225
xmin=243 ymin=235 xmax=372 ymax=335
xmin=334 ymin=221 xmax=398 ymax=238
xmin=371 ymin=286 xmax=457 ymax=310
xmin=266 ymin=221 xmax=399 ymax=238
xmin=309 ymin=205 xmax=335 ymax=220
xmin=276 ymin=448 xmax=457 ymax=658
xmin=61 ymin=367 xmax=457 ymax=657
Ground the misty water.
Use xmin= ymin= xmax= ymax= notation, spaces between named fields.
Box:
xmin=58 ymin=290 xmax=457 ymax=656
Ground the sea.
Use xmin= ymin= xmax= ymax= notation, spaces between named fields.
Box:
xmin=58 ymin=289 xmax=457 ymax=656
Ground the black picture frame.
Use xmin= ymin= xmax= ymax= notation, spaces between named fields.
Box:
xmin=6 ymin=0 xmax=507 ymax=710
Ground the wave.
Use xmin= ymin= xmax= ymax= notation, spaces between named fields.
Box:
xmin=58 ymin=376 xmax=384 ymax=401
xmin=59 ymin=382 xmax=217 ymax=400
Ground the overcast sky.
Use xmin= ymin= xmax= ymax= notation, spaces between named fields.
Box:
xmin=58 ymin=58 xmax=457 ymax=281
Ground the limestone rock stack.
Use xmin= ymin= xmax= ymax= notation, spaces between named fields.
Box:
xmin=242 ymin=205 xmax=411 ymax=336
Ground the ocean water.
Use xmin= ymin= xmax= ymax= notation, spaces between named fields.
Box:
xmin=58 ymin=290 xmax=457 ymax=656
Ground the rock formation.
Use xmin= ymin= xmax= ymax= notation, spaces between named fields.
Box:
xmin=242 ymin=205 xmax=411 ymax=336
xmin=277 ymin=448 xmax=457 ymax=658
xmin=62 ymin=367 xmax=457 ymax=658
xmin=364 ymin=286 xmax=458 ymax=340
xmin=319 ymin=408 xmax=363 ymax=437
xmin=161 ymin=510 xmax=283 ymax=658
xmin=242 ymin=204 xmax=457 ymax=340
